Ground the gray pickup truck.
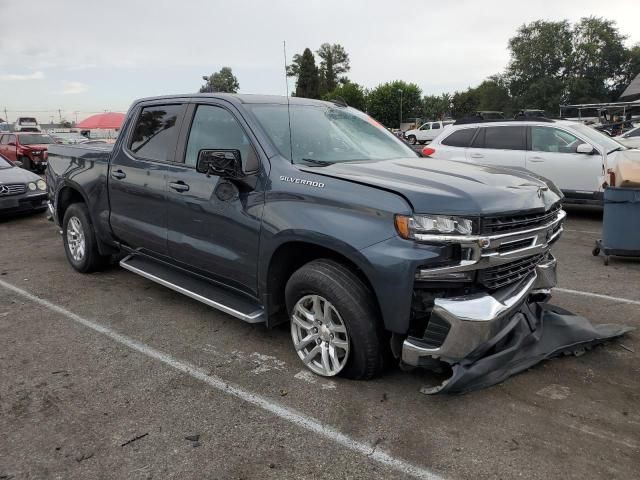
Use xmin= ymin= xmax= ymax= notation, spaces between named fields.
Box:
xmin=46 ymin=94 xmax=565 ymax=382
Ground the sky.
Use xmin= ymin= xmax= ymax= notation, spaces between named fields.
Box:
xmin=1 ymin=0 xmax=639 ymax=123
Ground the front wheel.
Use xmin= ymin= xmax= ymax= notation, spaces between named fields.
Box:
xmin=20 ymin=156 xmax=32 ymax=171
xmin=285 ymin=259 xmax=383 ymax=380
xmin=407 ymin=135 xmax=417 ymax=145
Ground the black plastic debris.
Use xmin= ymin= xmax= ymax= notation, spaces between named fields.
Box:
xmin=421 ymin=302 xmax=633 ymax=394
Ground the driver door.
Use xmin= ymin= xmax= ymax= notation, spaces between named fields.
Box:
xmin=417 ymin=123 xmax=430 ymax=142
xmin=165 ymin=101 xmax=265 ymax=295
xmin=525 ymin=126 xmax=603 ymax=194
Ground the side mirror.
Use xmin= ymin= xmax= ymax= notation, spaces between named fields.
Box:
xmin=576 ymin=143 xmax=595 ymax=155
xmin=196 ymin=149 xmax=243 ymax=178
xmin=13 ymin=160 xmax=23 ymax=168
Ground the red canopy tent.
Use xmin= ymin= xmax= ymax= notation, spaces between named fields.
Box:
xmin=76 ymin=112 xmax=125 ymax=130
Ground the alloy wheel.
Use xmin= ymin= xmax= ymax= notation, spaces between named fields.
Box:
xmin=290 ymin=294 xmax=350 ymax=376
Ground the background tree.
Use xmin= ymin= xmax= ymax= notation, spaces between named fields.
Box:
xmin=568 ymin=17 xmax=628 ymax=102
xmin=287 ymin=48 xmax=320 ymax=99
xmin=367 ymin=80 xmax=422 ymax=127
xmin=506 ymin=20 xmax=572 ymax=112
xmin=316 ymin=43 xmax=351 ymax=95
xmin=323 ymin=82 xmax=367 ymax=110
xmin=422 ymin=93 xmax=451 ymax=120
xmin=200 ymin=67 xmax=240 ymax=93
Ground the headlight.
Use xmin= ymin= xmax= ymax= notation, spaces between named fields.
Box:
xmin=37 ymin=180 xmax=46 ymax=191
xmin=395 ymin=214 xmax=475 ymax=240
xmin=27 ymin=182 xmax=37 ymax=191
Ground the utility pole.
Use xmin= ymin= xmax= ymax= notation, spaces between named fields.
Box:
xmin=3 ymin=108 xmax=8 ymax=124
xmin=398 ymin=89 xmax=404 ymax=130
xmin=58 ymin=109 xmax=62 ymax=123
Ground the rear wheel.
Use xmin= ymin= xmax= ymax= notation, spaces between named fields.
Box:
xmin=285 ymin=259 xmax=383 ymax=380
xmin=62 ymin=203 xmax=109 ymax=273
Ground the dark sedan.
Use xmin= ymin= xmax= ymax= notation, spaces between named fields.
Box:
xmin=0 ymin=154 xmax=48 ymax=215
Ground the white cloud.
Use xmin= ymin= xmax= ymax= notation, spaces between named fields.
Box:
xmin=59 ymin=81 xmax=89 ymax=95
xmin=0 ymin=71 xmax=44 ymax=81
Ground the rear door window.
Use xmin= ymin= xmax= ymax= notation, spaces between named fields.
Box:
xmin=129 ymin=104 xmax=184 ymax=162
xmin=431 ymin=122 xmax=441 ymax=130
xmin=483 ymin=126 xmax=526 ymax=150
xmin=442 ymin=128 xmax=478 ymax=147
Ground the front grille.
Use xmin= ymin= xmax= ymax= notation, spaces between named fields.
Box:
xmin=481 ymin=203 xmax=561 ymax=234
xmin=0 ymin=184 xmax=26 ymax=196
xmin=478 ymin=254 xmax=543 ymax=290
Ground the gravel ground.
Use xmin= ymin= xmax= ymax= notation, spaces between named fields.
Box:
xmin=0 ymin=206 xmax=638 ymax=480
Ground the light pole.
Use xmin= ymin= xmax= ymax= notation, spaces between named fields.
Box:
xmin=202 ymin=75 xmax=210 ymax=93
xmin=398 ymin=89 xmax=403 ymax=130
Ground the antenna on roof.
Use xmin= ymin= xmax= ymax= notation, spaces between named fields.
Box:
xmin=283 ymin=41 xmax=293 ymax=163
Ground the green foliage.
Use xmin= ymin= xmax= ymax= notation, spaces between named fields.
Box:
xmin=316 ymin=43 xmax=351 ymax=94
xmin=422 ymin=94 xmax=451 ymax=120
xmin=200 ymin=67 xmax=239 ymax=93
xmin=288 ymin=48 xmax=320 ymax=99
xmin=367 ymin=80 xmax=422 ymax=127
xmin=506 ymin=17 xmax=633 ymax=110
xmin=322 ymin=82 xmax=367 ymax=111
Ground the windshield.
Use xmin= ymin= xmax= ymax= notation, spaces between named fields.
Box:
xmin=571 ymin=123 xmax=627 ymax=153
xmin=18 ymin=117 xmax=37 ymax=124
xmin=0 ymin=155 xmax=12 ymax=168
xmin=19 ymin=134 xmax=54 ymax=145
xmin=248 ymin=104 xmax=416 ymax=164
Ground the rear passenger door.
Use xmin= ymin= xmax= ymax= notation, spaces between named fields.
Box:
xmin=108 ymin=102 xmax=187 ymax=256
xmin=465 ymin=125 xmax=527 ymax=169
xmin=165 ymin=101 xmax=265 ymax=295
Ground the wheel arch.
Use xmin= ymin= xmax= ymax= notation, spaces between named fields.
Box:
xmin=260 ymin=235 xmax=382 ymax=330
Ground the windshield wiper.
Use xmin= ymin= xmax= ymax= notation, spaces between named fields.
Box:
xmin=299 ymin=158 xmax=333 ymax=167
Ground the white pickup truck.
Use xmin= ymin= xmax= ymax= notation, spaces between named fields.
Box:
xmin=404 ymin=120 xmax=454 ymax=145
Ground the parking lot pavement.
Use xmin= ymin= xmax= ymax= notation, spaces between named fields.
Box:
xmin=1 ymin=209 xmax=639 ymax=480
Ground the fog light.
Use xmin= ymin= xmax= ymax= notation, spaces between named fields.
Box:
xmin=415 ymin=270 xmax=474 ymax=281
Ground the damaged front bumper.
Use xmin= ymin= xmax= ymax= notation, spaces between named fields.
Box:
xmin=402 ymin=254 xmax=557 ymax=366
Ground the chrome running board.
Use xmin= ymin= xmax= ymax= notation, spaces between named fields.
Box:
xmin=119 ymin=254 xmax=265 ymax=323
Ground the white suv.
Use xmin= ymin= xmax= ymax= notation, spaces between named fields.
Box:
xmin=425 ymin=119 xmax=637 ymax=204
xmin=404 ymin=120 xmax=454 ymax=145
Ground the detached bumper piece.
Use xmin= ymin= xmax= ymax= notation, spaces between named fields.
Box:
xmin=403 ymin=259 xmax=632 ymax=394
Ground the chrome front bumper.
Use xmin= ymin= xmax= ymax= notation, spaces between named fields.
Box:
xmin=402 ymin=254 xmax=558 ymax=365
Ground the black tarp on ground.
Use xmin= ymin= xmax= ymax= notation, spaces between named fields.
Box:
xmin=422 ymin=302 xmax=633 ymax=395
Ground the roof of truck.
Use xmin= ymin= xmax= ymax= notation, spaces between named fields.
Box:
xmin=133 ymin=93 xmax=334 ymax=107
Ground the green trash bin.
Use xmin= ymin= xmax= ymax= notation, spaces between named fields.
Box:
xmin=592 ymin=187 xmax=640 ymax=265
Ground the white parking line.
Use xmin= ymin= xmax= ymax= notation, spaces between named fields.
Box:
xmin=0 ymin=279 xmax=444 ymax=480
xmin=555 ymin=288 xmax=640 ymax=306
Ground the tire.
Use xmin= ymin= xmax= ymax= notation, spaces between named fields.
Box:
xmin=285 ymin=259 xmax=383 ymax=380
xmin=418 ymin=140 xmax=426 ymax=145
xmin=407 ymin=135 xmax=417 ymax=145
xmin=62 ymin=203 xmax=109 ymax=273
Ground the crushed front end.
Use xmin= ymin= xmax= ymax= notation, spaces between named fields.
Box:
xmin=401 ymin=203 xmax=565 ymax=368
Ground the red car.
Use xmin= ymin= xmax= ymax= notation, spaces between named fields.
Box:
xmin=0 ymin=132 xmax=54 ymax=173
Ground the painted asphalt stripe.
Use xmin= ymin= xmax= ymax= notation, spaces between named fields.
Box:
xmin=555 ymin=287 xmax=640 ymax=306
xmin=0 ymin=279 xmax=444 ymax=480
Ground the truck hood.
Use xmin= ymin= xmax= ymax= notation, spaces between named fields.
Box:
xmin=21 ymin=144 xmax=50 ymax=150
xmin=301 ymin=157 xmax=562 ymax=215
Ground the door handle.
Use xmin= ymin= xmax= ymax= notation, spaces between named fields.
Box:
xmin=169 ymin=181 xmax=190 ymax=192
xmin=470 ymin=153 xmax=484 ymax=159
xmin=111 ymin=169 xmax=126 ymax=179
xmin=529 ymin=156 xmax=545 ymax=163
